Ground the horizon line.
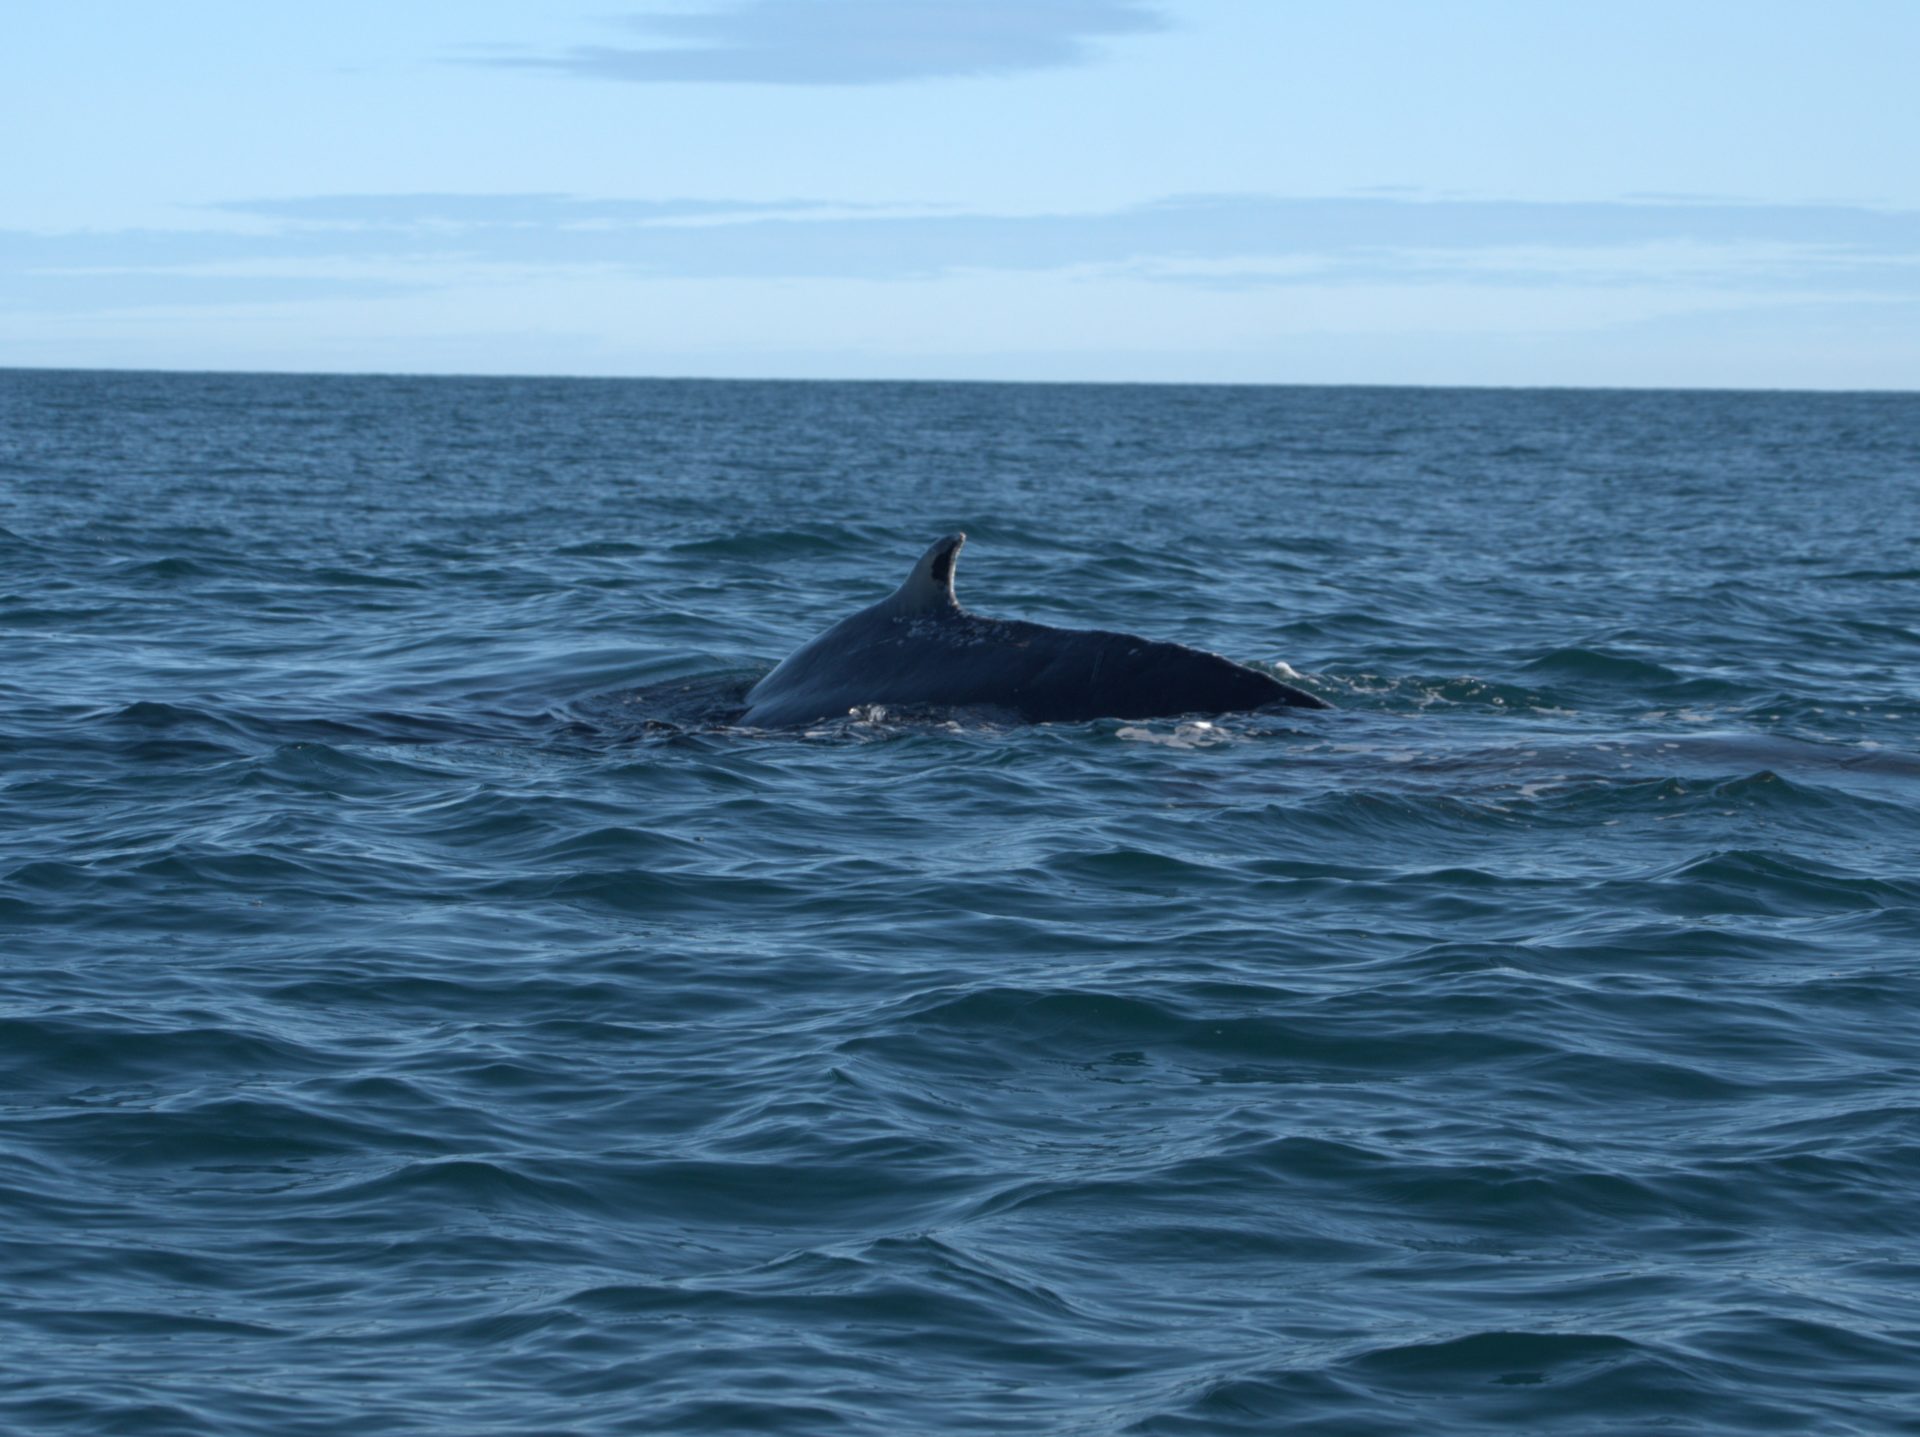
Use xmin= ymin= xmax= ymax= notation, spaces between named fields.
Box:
xmin=3 ymin=362 xmax=1915 ymax=399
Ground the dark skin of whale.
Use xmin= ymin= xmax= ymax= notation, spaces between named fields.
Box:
xmin=739 ymin=533 xmax=1329 ymax=727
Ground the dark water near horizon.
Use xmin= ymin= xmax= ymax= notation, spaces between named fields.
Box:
xmin=3 ymin=369 xmax=1919 ymax=1435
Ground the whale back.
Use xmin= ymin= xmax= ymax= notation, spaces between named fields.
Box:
xmin=742 ymin=533 xmax=966 ymax=720
xmin=738 ymin=533 xmax=1328 ymax=727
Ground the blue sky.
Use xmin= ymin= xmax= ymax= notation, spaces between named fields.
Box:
xmin=4 ymin=0 xmax=1917 ymax=387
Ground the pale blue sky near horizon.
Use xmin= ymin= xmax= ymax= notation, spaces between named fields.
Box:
xmin=4 ymin=0 xmax=1917 ymax=388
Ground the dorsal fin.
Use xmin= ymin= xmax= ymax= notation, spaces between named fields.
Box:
xmin=885 ymin=532 xmax=964 ymax=615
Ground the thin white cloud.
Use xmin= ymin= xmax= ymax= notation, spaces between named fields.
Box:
xmin=20 ymin=192 xmax=1916 ymax=290
xmin=470 ymin=0 xmax=1166 ymax=86
xmin=8 ymin=192 xmax=1920 ymax=387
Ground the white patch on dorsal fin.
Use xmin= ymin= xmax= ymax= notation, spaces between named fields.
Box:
xmin=884 ymin=532 xmax=965 ymax=616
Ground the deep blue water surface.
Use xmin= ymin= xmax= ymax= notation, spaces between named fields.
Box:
xmin=4 ymin=370 xmax=1920 ymax=1435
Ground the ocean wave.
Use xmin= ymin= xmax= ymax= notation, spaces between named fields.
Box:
xmin=7 ymin=373 xmax=1919 ymax=1435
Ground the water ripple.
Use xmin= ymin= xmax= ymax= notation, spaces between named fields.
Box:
xmin=3 ymin=373 xmax=1918 ymax=1434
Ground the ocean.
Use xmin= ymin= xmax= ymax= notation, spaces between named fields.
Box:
xmin=2 ymin=369 xmax=1918 ymax=1434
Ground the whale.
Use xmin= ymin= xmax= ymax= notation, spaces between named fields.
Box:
xmin=738 ymin=533 xmax=1329 ymax=727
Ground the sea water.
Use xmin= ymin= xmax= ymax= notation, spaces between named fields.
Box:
xmin=2 ymin=370 xmax=1918 ymax=1434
